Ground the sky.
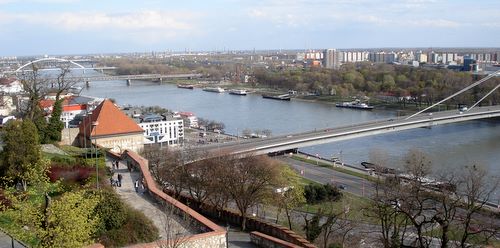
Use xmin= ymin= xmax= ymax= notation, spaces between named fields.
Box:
xmin=0 ymin=0 xmax=499 ymax=56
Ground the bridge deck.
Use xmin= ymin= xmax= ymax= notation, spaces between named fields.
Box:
xmin=202 ymin=105 xmax=500 ymax=156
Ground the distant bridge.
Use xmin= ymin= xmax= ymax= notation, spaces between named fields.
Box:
xmin=205 ymin=105 xmax=500 ymax=156
xmin=5 ymin=57 xmax=203 ymax=85
xmin=71 ymin=73 xmax=203 ymax=86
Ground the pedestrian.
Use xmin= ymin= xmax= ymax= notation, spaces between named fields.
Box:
xmin=116 ymin=160 xmax=120 ymax=169
xmin=134 ymin=179 xmax=139 ymax=192
xmin=117 ymin=173 xmax=122 ymax=187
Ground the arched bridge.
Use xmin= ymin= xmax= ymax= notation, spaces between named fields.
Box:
xmin=205 ymin=105 xmax=500 ymax=156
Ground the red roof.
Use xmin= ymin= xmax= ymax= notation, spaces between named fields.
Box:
xmin=79 ymin=99 xmax=143 ymax=138
xmin=39 ymin=97 xmax=86 ymax=113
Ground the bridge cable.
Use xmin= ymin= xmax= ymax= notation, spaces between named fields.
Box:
xmin=467 ymin=81 xmax=500 ymax=112
xmin=405 ymin=69 xmax=500 ymax=120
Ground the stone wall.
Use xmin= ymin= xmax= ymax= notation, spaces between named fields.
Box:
xmin=119 ymin=150 xmax=227 ymax=248
xmin=60 ymin=128 xmax=79 ymax=145
xmin=250 ymin=231 xmax=303 ymax=248
xmin=162 ymin=188 xmax=316 ymax=247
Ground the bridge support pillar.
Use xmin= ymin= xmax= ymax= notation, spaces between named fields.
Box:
xmin=126 ymin=79 xmax=131 ymax=86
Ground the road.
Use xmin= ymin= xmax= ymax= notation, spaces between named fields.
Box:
xmin=200 ymin=105 xmax=500 ymax=156
xmin=278 ymin=156 xmax=375 ymax=197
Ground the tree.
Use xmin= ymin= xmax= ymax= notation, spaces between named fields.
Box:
xmin=221 ymin=155 xmax=281 ymax=230
xmin=156 ymin=202 xmax=192 ymax=248
xmin=0 ymin=120 xmax=47 ymax=191
xmin=274 ymin=166 xmax=305 ymax=230
xmin=9 ymin=190 xmax=100 ymax=248
xmin=46 ymin=98 xmax=64 ymax=142
xmin=18 ymin=64 xmax=76 ymax=143
xmin=458 ymin=164 xmax=499 ymax=247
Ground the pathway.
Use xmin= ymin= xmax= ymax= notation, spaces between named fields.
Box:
xmin=106 ymin=156 xmax=256 ymax=247
xmin=106 ymin=157 xmax=192 ymax=240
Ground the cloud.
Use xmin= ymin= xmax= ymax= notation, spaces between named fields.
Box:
xmin=0 ymin=10 xmax=199 ymax=43
xmin=0 ymin=0 xmax=78 ymax=3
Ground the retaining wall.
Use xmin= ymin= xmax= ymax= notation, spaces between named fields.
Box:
xmin=118 ymin=150 xmax=227 ymax=248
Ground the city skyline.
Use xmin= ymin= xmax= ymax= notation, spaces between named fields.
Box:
xmin=1 ymin=0 xmax=500 ymax=56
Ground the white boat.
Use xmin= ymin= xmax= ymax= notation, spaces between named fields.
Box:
xmin=228 ymin=89 xmax=247 ymax=95
xmin=203 ymin=87 xmax=225 ymax=93
xmin=335 ymin=100 xmax=374 ymax=110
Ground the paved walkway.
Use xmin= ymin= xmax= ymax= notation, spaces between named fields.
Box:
xmin=0 ymin=230 xmax=25 ymax=248
xmin=106 ymin=156 xmax=255 ymax=247
xmin=106 ymin=158 xmax=192 ymax=240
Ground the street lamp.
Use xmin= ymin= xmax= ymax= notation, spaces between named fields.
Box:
xmin=91 ymin=121 xmax=99 ymax=189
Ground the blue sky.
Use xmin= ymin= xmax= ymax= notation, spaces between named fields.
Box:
xmin=1 ymin=0 xmax=499 ymax=56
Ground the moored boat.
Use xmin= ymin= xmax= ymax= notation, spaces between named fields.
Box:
xmin=228 ymin=89 xmax=247 ymax=95
xmin=177 ymin=84 xmax=194 ymax=89
xmin=202 ymin=87 xmax=225 ymax=93
xmin=262 ymin=94 xmax=291 ymax=101
xmin=335 ymin=100 xmax=373 ymax=110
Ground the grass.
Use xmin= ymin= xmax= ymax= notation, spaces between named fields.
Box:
xmin=423 ymin=224 xmax=500 ymax=246
xmin=291 ymin=155 xmax=378 ymax=182
xmin=0 ymin=214 xmax=39 ymax=247
xmin=297 ymin=191 xmax=377 ymax=224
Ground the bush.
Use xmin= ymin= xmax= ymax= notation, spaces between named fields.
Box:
xmin=304 ymin=183 xmax=342 ymax=204
xmin=48 ymin=165 xmax=94 ymax=184
xmin=96 ymin=190 xmax=159 ymax=247
xmin=94 ymin=190 xmax=127 ymax=234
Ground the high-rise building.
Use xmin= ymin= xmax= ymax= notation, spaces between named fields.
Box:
xmin=323 ymin=49 xmax=339 ymax=69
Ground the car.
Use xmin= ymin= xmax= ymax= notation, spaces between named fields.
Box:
xmin=338 ymin=184 xmax=346 ymax=190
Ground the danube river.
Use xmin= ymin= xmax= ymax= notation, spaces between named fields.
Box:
xmin=82 ymin=80 xmax=500 ymax=177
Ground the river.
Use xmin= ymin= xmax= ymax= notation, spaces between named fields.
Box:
xmin=80 ymin=79 xmax=500 ymax=179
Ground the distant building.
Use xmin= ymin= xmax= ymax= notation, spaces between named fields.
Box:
xmin=463 ymin=57 xmax=477 ymax=71
xmin=136 ymin=113 xmax=184 ymax=146
xmin=323 ymin=49 xmax=339 ymax=69
xmin=0 ymin=78 xmax=22 ymax=94
xmin=368 ymin=51 xmax=397 ymax=63
xmin=178 ymin=112 xmax=199 ymax=128
xmin=78 ymin=99 xmax=144 ymax=153
xmin=416 ymin=52 xmax=427 ymax=63
xmin=39 ymin=96 xmax=96 ymax=128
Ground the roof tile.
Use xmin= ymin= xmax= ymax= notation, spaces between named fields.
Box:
xmin=79 ymin=99 xmax=143 ymax=138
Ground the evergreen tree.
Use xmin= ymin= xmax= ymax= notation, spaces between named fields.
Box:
xmin=0 ymin=119 xmax=46 ymax=190
xmin=46 ymin=99 xmax=64 ymax=142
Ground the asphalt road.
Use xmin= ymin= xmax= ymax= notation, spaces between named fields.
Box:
xmin=278 ymin=156 xmax=375 ymax=197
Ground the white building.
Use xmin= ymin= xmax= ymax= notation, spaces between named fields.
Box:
xmin=179 ymin=112 xmax=199 ymax=128
xmin=0 ymin=78 xmax=23 ymax=94
xmin=323 ymin=49 xmax=340 ymax=69
xmin=137 ymin=114 xmax=184 ymax=146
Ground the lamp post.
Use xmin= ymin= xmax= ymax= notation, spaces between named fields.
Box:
xmin=91 ymin=121 xmax=99 ymax=189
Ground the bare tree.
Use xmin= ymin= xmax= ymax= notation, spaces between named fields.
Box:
xmin=156 ymin=202 xmax=193 ymax=248
xmin=143 ymin=147 xmax=188 ymax=198
xmin=458 ymin=164 xmax=499 ymax=247
xmin=221 ymin=155 xmax=281 ymax=230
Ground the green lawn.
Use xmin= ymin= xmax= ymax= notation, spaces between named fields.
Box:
xmin=291 ymin=155 xmax=378 ymax=182
xmin=297 ymin=191 xmax=377 ymax=224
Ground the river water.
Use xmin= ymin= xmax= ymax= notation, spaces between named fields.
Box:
xmin=81 ymin=79 xmax=500 ymax=178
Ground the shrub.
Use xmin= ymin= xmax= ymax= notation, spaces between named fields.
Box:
xmin=95 ymin=190 xmax=159 ymax=247
xmin=48 ymin=165 xmax=94 ymax=184
xmin=304 ymin=183 xmax=342 ymax=204
xmin=94 ymin=190 xmax=127 ymax=234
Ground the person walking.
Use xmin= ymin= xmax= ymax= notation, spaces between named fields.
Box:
xmin=134 ymin=179 xmax=139 ymax=193
xmin=117 ymin=173 xmax=123 ymax=187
